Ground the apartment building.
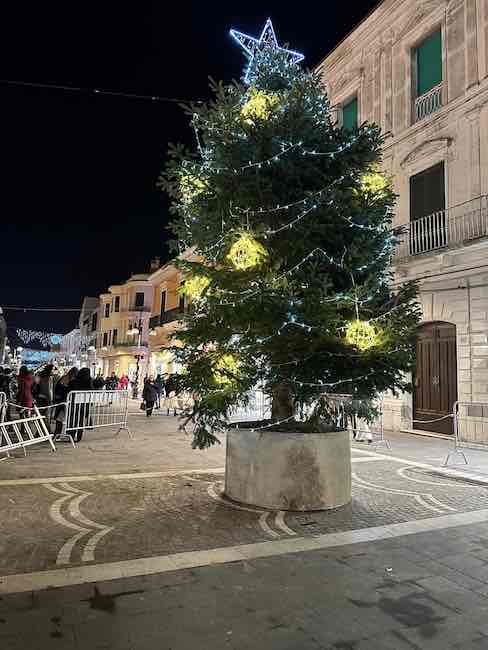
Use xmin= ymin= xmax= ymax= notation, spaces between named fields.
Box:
xmin=147 ymin=250 xmax=197 ymax=377
xmin=97 ymin=272 xmax=154 ymax=381
xmin=78 ymin=297 xmax=99 ymax=370
xmin=317 ymin=0 xmax=488 ymax=435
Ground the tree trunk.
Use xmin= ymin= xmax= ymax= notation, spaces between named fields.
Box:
xmin=271 ymin=382 xmax=294 ymax=421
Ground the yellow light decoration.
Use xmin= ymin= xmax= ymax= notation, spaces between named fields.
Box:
xmin=181 ymin=275 xmax=211 ymax=299
xmin=345 ymin=320 xmax=380 ymax=351
xmin=180 ymin=173 xmax=206 ymax=203
xmin=227 ymin=232 xmax=268 ymax=271
xmin=240 ymin=88 xmax=280 ymax=125
xmin=360 ymin=170 xmax=389 ymax=195
xmin=213 ymin=354 xmax=240 ymax=386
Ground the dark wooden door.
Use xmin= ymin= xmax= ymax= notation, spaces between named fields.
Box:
xmin=414 ymin=322 xmax=457 ymax=435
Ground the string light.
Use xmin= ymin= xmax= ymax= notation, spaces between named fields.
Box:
xmin=0 ymin=78 xmax=205 ymax=105
xmin=16 ymin=329 xmax=63 ymax=347
xmin=230 ymin=18 xmax=304 ymax=85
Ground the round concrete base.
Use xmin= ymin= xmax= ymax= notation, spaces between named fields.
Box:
xmin=224 ymin=429 xmax=352 ymax=512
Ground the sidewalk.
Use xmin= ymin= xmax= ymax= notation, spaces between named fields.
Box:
xmin=3 ymin=520 xmax=488 ymax=649
xmin=373 ymin=429 xmax=488 ymax=477
xmin=3 ymin=425 xmax=488 ymax=647
xmin=0 ymin=410 xmax=225 ymax=480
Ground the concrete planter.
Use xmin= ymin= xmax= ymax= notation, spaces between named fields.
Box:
xmin=225 ymin=429 xmax=352 ymax=512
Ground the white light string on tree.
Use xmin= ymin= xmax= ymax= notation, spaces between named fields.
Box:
xmin=196 ymin=240 xmax=395 ymax=309
xmin=190 ymin=124 xmax=368 ymax=175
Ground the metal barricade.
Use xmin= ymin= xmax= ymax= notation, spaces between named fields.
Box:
xmin=444 ymin=401 xmax=488 ymax=466
xmin=228 ymin=390 xmax=272 ymax=423
xmin=61 ymin=390 xmax=131 ymax=446
xmin=0 ymin=392 xmax=6 ymax=423
xmin=350 ymin=397 xmax=391 ymax=450
xmin=0 ymin=406 xmax=56 ymax=460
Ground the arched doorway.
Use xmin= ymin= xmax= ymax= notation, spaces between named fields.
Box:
xmin=414 ymin=322 xmax=457 ymax=435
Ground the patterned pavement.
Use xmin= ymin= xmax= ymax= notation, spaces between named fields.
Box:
xmin=2 ymin=447 xmax=488 ymax=578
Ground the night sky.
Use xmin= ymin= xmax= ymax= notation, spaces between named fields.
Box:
xmin=1 ymin=1 xmax=379 ymax=339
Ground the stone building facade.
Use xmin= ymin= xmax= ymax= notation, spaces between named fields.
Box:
xmin=317 ymin=0 xmax=488 ymax=435
xmin=97 ymin=274 xmax=153 ymax=382
xmin=147 ymin=249 xmax=198 ymax=378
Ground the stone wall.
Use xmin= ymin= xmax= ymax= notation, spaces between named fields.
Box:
xmin=318 ymin=0 xmax=488 ymax=432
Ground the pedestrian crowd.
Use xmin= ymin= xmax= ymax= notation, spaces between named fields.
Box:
xmin=0 ymin=364 xmax=186 ymax=443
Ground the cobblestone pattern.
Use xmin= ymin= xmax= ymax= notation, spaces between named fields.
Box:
xmin=289 ymin=461 xmax=488 ymax=536
xmin=2 ymin=459 xmax=488 ymax=578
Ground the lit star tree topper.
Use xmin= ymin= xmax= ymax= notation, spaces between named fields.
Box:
xmin=230 ymin=18 xmax=305 ymax=84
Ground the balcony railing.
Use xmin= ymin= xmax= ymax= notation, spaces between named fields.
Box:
xmin=122 ymin=306 xmax=151 ymax=313
xmin=394 ymin=195 xmax=488 ymax=262
xmin=414 ymin=83 xmax=443 ymax=122
xmin=149 ymin=308 xmax=187 ymax=328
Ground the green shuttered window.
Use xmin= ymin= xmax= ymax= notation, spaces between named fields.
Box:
xmin=416 ymin=30 xmax=442 ymax=97
xmin=342 ymin=97 xmax=358 ymax=130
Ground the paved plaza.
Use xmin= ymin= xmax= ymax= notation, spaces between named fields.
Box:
xmin=3 ymin=412 xmax=488 ymax=648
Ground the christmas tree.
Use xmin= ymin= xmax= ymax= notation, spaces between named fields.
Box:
xmin=160 ymin=20 xmax=420 ymax=449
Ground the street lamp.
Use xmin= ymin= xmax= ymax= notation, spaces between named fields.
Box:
xmin=128 ymin=315 xmax=144 ymax=399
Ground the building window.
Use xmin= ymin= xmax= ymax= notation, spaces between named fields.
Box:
xmin=160 ymin=290 xmax=167 ymax=318
xmin=105 ymin=303 xmax=110 ymax=318
xmin=113 ymin=329 xmax=118 ymax=345
xmin=103 ymin=332 xmax=108 ymax=347
xmin=413 ymin=29 xmax=443 ymax=121
xmin=342 ymin=96 xmax=358 ymax=130
xmin=179 ymin=290 xmax=186 ymax=312
xmin=114 ymin=296 xmax=120 ymax=312
xmin=91 ymin=312 xmax=98 ymax=332
xmin=409 ymin=161 xmax=446 ymax=255
xmin=135 ymin=292 xmax=145 ymax=309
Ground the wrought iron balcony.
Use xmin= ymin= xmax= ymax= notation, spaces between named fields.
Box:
xmin=394 ymin=195 xmax=488 ymax=262
xmin=113 ymin=341 xmax=149 ymax=349
xmin=414 ymin=83 xmax=443 ymax=122
xmin=122 ymin=306 xmax=151 ymax=314
xmin=149 ymin=307 xmax=191 ymax=330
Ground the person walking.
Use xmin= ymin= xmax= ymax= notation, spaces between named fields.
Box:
xmin=105 ymin=372 xmax=118 ymax=391
xmin=53 ymin=367 xmax=78 ymax=437
xmin=93 ymin=372 xmax=105 ymax=390
xmin=0 ymin=367 xmax=13 ymax=421
xmin=17 ymin=366 xmax=34 ymax=412
xmin=119 ymin=374 xmax=129 ymax=391
xmin=35 ymin=365 xmax=54 ymax=409
xmin=164 ymin=375 xmax=178 ymax=416
xmin=142 ymin=377 xmax=158 ymax=418
xmin=67 ymin=368 xmax=93 ymax=442
xmin=154 ymin=374 xmax=164 ymax=409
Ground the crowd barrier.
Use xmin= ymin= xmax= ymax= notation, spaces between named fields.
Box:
xmin=60 ymin=389 xmax=131 ymax=447
xmin=228 ymin=390 xmax=271 ymax=423
xmin=226 ymin=391 xmax=389 ymax=449
xmin=0 ymin=392 xmax=6 ymax=423
xmin=349 ymin=397 xmax=391 ymax=450
xmin=444 ymin=401 xmax=488 ymax=466
xmin=0 ymin=406 xmax=56 ymax=460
